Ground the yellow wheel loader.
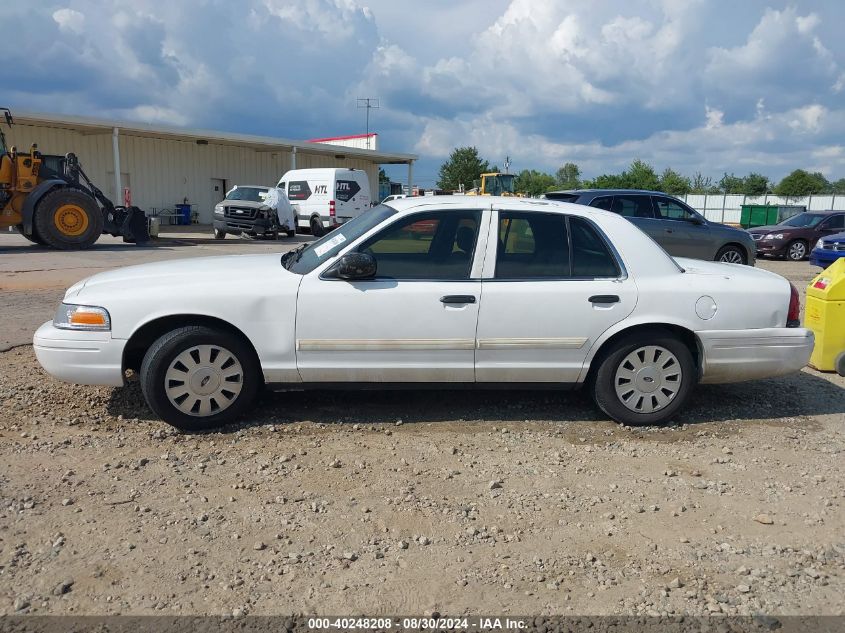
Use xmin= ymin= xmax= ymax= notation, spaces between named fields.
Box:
xmin=466 ymin=172 xmax=519 ymax=196
xmin=0 ymin=108 xmax=148 ymax=249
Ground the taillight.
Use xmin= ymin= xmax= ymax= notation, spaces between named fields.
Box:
xmin=329 ymin=200 xmax=336 ymax=217
xmin=787 ymin=283 xmax=800 ymax=327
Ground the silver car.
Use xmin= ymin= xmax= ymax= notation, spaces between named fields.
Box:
xmin=545 ymin=189 xmax=756 ymax=265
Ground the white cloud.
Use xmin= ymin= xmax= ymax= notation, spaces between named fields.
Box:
xmin=52 ymin=8 xmax=85 ymax=34
xmin=705 ymin=106 xmax=724 ymax=129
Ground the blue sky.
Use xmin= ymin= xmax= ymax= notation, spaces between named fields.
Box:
xmin=2 ymin=0 xmax=844 ymax=188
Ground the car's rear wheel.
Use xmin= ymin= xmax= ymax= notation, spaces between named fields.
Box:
xmin=592 ymin=330 xmax=695 ymax=426
xmin=286 ymin=229 xmax=296 ymax=238
xmin=715 ymin=245 xmax=746 ymax=265
xmin=310 ymin=217 xmax=325 ymax=237
xmin=785 ymin=239 xmax=807 ymax=261
xmin=140 ymin=326 xmax=261 ymax=432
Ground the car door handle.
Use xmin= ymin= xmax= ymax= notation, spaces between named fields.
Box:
xmin=664 ymin=228 xmax=674 ymax=234
xmin=589 ymin=295 xmax=620 ymax=304
xmin=440 ymin=295 xmax=476 ymax=304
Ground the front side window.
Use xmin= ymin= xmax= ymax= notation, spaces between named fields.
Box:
xmin=780 ymin=213 xmax=825 ymax=228
xmin=358 ymin=211 xmax=481 ymax=280
xmin=611 ymin=195 xmax=654 ymax=218
xmin=496 ymin=212 xmax=570 ymax=279
xmin=653 ymin=197 xmax=696 ymax=221
xmin=285 ymin=205 xmax=397 ymax=274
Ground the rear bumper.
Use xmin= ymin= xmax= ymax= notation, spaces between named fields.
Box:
xmin=33 ymin=321 xmax=126 ymax=387
xmin=809 ymin=248 xmax=844 ymax=269
xmin=697 ymin=327 xmax=814 ymax=384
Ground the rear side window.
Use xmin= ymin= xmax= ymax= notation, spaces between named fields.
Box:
xmin=570 ymin=217 xmax=621 ymax=278
xmin=611 ymin=195 xmax=654 ymax=218
xmin=821 ymin=214 xmax=845 ymax=230
xmin=496 ymin=212 xmax=570 ymax=279
xmin=589 ymin=196 xmax=613 ymax=211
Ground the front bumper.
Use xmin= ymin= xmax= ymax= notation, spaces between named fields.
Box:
xmin=809 ymin=248 xmax=844 ymax=269
xmin=697 ymin=327 xmax=814 ymax=384
xmin=753 ymin=239 xmax=788 ymax=256
xmin=213 ymin=217 xmax=277 ymax=234
xmin=33 ymin=321 xmax=126 ymax=387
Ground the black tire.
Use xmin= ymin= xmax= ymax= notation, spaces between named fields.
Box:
xmin=715 ymin=244 xmax=747 ymax=265
xmin=140 ymin=326 xmax=261 ymax=432
xmin=785 ymin=239 xmax=808 ymax=261
xmin=17 ymin=226 xmax=47 ymax=246
xmin=835 ymin=352 xmax=845 ymax=378
xmin=33 ymin=188 xmax=103 ymax=250
xmin=213 ymin=228 xmax=226 ymax=240
xmin=310 ymin=216 xmax=325 ymax=237
xmin=591 ymin=329 xmax=696 ymax=426
xmin=286 ymin=230 xmax=296 ymax=238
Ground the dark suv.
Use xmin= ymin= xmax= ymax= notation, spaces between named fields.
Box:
xmin=747 ymin=211 xmax=845 ymax=261
xmin=545 ymin=189 xmax=756 ymax=265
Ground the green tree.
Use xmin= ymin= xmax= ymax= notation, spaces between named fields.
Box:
xmin=588 ymin=173 xmax=628 ymax=189
xmin=829 ymin=178 xmax=845 ymax=194
xmin=690 ymin=172 xmax=719 ymax=194
xmin=658 ymin=168 xmax=691 ymax=195
xmin=719 ymin=173 xmax=745 ymax=194
xmin=625 ymin=159 xmax=660 ymax=190
xmin=514 ymin=169 xmax=558 ymax=197
xmin=774 ymin=169 xmax=830 ymax=199
xmin=378 ymin=168 xmax=389 ymax=184
xmin=743 ymin=172 xmax=770 ymax=196
xmin=555 ymin=162 xmax=581 ymax=189
xmin=436 ymin=146 xmax=490 ymax=191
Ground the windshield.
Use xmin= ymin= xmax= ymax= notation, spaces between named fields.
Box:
xmin=486 ymin=174 xmax=515 ymax=196
xmin=226 ymin=187 xmax=269 ymax=203
xmin=284 ymin=204 xmax=397 ymax=275
xmin=779 ymin=213 xmax=825 ymax=228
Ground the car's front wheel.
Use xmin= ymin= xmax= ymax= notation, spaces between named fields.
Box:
xmin=140 ymin=326 xmax=261 ymax=431
xmin=785 ymin=239 xmax=807 ymax=261
xmin=592 ymin=330 xmax=696 ymax=426
xmin=213 ymin=228 xmax=226 ymax=240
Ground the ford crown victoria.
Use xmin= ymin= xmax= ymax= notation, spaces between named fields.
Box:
xmin=34 ymin=197 xmax=814 ymax=431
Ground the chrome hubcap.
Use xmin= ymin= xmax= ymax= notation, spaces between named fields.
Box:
xmin=614 ymin=345 xmax=682 ymax=414
xmin=719 ymin=249 xmax=743 ymax=264
xmin=164 ymin=345 xmax=243 ymax=417
xmin=788 ymin=242 xmax=806 ymax=260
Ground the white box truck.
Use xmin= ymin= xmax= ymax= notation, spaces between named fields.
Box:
xmin=277 ymin=168 xmax=371 ymax=236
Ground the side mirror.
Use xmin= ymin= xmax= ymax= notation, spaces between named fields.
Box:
xmin=335 ymin=252 xmax=377 ymax=280
xmin=690 ymin=215 xmax=705 ymax=225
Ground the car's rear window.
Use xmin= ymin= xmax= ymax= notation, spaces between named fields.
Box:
xmin=544 ymin=192 xmax=579 ymax=203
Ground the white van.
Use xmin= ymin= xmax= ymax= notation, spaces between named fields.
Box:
xmin=277 ymin=168 xmax=371 ymax=236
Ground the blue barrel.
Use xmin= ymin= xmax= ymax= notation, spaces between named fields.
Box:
xmin=175 ymin=203 xmax=192 ymax=225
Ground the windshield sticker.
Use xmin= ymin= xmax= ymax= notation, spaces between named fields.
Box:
xmin=313 ymin=233 xmax=347 ymax=258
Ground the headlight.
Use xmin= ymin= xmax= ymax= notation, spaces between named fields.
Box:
xmin=816 ymin=238 xmax=825 ymax=249
xmin=763 ymin=233 xmax=784 ymax=240
xmin=214 ymin=205 xmax=224 ymax=216
xmin=54 ymin=304 xmax=111 ymax=331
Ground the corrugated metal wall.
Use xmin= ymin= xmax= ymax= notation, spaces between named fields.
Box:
xmin=6 ymin=123 xmax=379 ymax=223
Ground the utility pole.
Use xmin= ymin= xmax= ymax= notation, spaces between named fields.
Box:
xmin=357 ymin=98 xmax=379 ymax=149
xmin=504 ymin=156 xmax=511 ymax=174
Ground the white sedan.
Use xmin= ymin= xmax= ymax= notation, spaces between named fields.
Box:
xmin=34 ymin=196 xmax=814 ymax=431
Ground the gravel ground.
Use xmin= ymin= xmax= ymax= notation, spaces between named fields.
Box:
xmin=0 ymin=240 xmax=843 ymax=617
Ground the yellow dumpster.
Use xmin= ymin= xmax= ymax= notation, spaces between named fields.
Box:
xmin=804 ymin=257 xmax=845 ymax=376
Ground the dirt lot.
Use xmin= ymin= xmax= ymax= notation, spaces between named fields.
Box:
xmin=0 ymin=231 xmax=843 ymax=617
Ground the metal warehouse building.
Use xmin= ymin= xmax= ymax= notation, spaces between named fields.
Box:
xmin=6 ymin=112 xmax=417 ymax=224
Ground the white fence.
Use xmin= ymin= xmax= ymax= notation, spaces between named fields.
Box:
xmin=678 ymin=194 xmax=845 ymax=224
